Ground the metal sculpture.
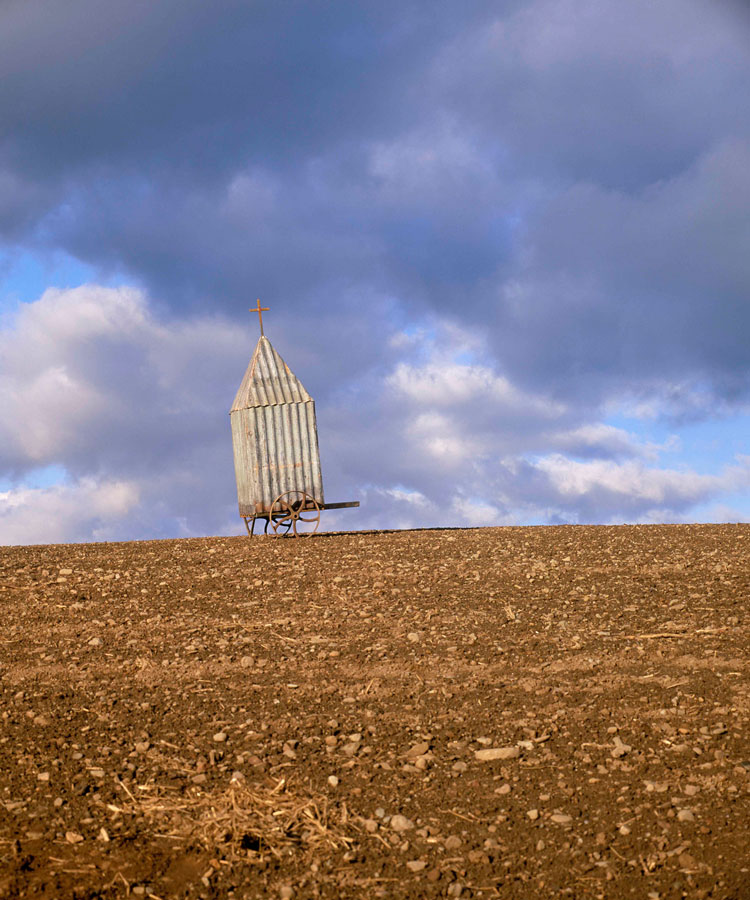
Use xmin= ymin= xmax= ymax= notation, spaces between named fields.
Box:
xmin=230 ymin=302 xmax=359 ymax=536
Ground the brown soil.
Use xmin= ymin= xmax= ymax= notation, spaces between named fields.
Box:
xmin=1 ymin=524 xmax=749 ymax=900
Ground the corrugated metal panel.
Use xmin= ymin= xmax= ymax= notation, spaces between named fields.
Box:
xmin=230 ymin=335 xmax=324 ymax=515
xmin=232 ymin=403 xmax=324 ymax=514
xmin=230 ymin=336 xmax=312 ymax=411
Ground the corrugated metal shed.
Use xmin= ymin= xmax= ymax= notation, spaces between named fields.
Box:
xmin=230 ymin=335 xmax=324 ymax=516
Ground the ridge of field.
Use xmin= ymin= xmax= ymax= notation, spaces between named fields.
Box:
xmin=1 ymin=524 xmax=748 ymax=900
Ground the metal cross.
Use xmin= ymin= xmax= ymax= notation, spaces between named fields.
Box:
xmin=250 ymin=298 xmax=270 ymax=336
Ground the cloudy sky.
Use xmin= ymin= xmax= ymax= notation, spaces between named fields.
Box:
xmin=1 ymin=0 xmax=749 ymax=544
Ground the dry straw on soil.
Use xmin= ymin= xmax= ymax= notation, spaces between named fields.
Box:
xmin=116 ymin=775 xmax=358 ymax=864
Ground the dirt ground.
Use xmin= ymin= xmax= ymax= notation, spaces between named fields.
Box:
xmin=0 ymin=524 xmax=748 ymax=900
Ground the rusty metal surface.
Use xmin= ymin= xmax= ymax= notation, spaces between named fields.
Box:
xmin=231 ymin=336 xmax=324 ymax=516
xmin=268 ymin=490 xmax=321 ymax=536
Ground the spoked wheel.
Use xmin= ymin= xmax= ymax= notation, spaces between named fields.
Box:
xmin=270 ymin=491 xmax=321 ymax=537
xmin=266 ymin=513 xmax=291 ymax=536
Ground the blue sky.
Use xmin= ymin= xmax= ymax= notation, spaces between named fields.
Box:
xmin=606 ymin=412 xmax=750 ymax=519
xmin=1 ymin=251 xmax=93 ymax=313
xmin=0 ymin=0 xmax=748 ymax=544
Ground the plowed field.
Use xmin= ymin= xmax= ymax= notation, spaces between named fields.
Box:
xmin=1 ymin=524 xmax=749 ymax=899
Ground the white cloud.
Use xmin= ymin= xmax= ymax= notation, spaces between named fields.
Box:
xmin=693 ymin=503 xmax=750 ymax=525
xmin=533 ymin=454 xmax=750 ymax=510
xmin=387 ymin=359 xmax=565 ymax=429
xmin=325 ymin=319 xmax=750 ymax=530
xmin=0 ymin=284 xmax=249 ymax=472
xmin=0 ymin=287 xmax=748 ymax=544
xmin=547 ymin=423 xmax=674 ymax=461
xmin=406 ymin=411 xmax=475 ymax=466
xmin=450 ymin=496 xmax=509 ymax=527
xmin=0 ymin=284 xmax=254 ymax=543
xmin=382 ymin=486 xmax=431 ymax=508
xmin=0 ymin=477 xmax=139 ymax=546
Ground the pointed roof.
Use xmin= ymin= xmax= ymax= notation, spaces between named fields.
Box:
xmin=230 ymin=335 xmax=313 ymax=411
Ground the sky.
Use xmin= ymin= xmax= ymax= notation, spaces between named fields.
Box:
xmin=1 ymin=0 xmax=749 ymax=545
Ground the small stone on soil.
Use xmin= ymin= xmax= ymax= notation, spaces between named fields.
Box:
xmin=550 ymin=814 xmax=573 ymax=825
xmin=390 ymin=814 xmax=414 ymax=833
xmin=475 ymin=746 xmax=519 ymax=761
xmin=405 ymin=741 xmax=430 ymax=759
xmin=611 ymin=736 xmax=632 ymax=759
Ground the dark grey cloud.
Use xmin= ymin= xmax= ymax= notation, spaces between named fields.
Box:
xmin=2 ymin=0 xmax=747 ymax=410
xmin=435 ymin=0 xmax=750 ymax=189
xmin=0 ymin=0 xmax=500 ymax=177
xmin=489 ymin=137 xmax=750 ymax=406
